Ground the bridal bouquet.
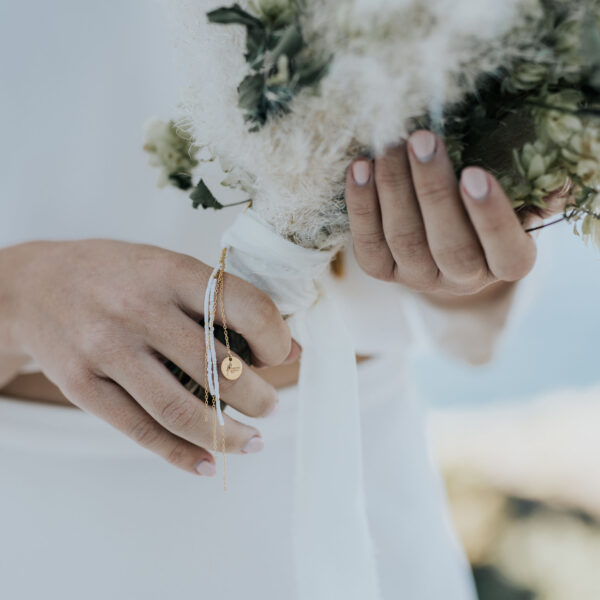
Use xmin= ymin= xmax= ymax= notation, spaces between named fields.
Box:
xmin=146 ymin=0 xmax=600 ymax=249
xmin=144 ymin=1 xmax=600 ymax=598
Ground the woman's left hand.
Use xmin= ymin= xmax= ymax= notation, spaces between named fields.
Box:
xmin=345 ymin=130 xmax=557 ymax=296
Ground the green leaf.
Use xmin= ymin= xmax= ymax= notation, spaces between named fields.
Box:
xmin=295 ymin=56 xmax=331 ymax=88
xmin=207 ymin=4 xmax=264 ymax=29
xmin=238 ymin=73 xmax=265 ymax=111
xmin=189 ymin=179 xmax=224 ymax=210
xmin=270 ymin=23 xmax=304 ymax=63
xmin=168 ymin=172 xmax=193 ymax=191
xmin=246 ymin=27 xmax=266 ymax=65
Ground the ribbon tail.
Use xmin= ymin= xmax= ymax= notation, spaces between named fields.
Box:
xmin=291 ymin=291 xmax=382 ymax=600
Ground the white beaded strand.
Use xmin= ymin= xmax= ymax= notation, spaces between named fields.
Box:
xmin=203 ymin=264 xmax=225 ymax=427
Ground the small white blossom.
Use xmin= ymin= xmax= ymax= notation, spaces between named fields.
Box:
xmin=143 ymin=118 xmax=198 ymax=189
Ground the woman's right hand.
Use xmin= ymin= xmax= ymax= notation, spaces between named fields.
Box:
xmin=0 ymin=239 xmax=298 ymax=475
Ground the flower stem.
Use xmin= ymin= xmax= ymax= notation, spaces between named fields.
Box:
xmin=525 ymin=215 xmax=567 ymax=233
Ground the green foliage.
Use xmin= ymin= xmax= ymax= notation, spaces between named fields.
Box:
xmin=143 ymin=119 xmax=198 ymax=190
xmin=207 ymin=2 xmax=329 ymax=129
xmin=190 ymin=179 xmax=224 ymax=210
xmin=189 ymin=178 xmax=251 ymax=211
xmin=432 ymin=4 xmax=600 ymax=246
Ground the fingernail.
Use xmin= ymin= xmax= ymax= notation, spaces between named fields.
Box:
xmin=194 ymin=459 xmax=216 ymax=477
xmin=409 ymin=131 xmax=436 ymax=163
xmin=283 ymin=339 xmax=302 ymax=364
xmin=462 ymin=168 xmax=489 ymax=201
xmin=351 ymin=160 xmax=371 ymax=186
xmin=241 ymin=435 xmax=264 ymax=454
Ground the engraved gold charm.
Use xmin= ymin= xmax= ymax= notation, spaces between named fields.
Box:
xmin=221 ymin=356 xmax=243 ymax=381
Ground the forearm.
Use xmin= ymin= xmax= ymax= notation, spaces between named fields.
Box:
xmin=416 ymin=280 xmax=520 ymax=365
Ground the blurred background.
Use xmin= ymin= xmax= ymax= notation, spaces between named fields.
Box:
xmin=412 ymin=224 xmax=600 ymax=599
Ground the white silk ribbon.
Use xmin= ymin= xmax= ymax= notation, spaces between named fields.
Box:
xmin=221 ymin=209 xmax=382 ymax=600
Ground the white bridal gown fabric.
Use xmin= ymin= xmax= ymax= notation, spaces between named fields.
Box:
xmin=0 ymin=1 xmax=505 ymax=598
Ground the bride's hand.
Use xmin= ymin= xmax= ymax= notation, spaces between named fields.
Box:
xmin=1 ymin=240 xmax=298 ymax=475
xmin=344 ymin=130 xmax=560 ymax=295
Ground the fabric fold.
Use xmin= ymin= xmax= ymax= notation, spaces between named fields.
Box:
xmin=221 ymin=209 xmax=382 ymax=600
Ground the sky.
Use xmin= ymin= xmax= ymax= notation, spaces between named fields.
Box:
xmin=412 ymin=222 xmax=600 ymax=407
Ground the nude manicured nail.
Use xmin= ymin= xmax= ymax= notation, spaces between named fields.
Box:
xmin=461 ymin=167 xmax=489 ymax=201
xmin=241 ymin=436 xmax=264 ymax=454
xmin=194 ymin=459 xmax=216 ymax=477
xmin=409 ymin=131 xmax=436 ymax=162
xmin=284 ymin=339 xmax=302 ymax=364
xmin=351 ymin=160 xmax=371 ymax=186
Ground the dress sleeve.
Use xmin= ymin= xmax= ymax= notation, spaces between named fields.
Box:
xmin=400 ymin=275 xmax=537 ymax=365
xmin=326 ymin=246 xmax=540 ymax=364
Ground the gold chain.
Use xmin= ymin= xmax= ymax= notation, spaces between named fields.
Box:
xmin=203 ymin=247 xmax=230 ymax=491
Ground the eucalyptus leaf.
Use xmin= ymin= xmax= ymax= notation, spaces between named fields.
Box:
xmin=246 ymin=27 xmax=266 ymax=64
xmin=270 ymin=23 xmax=304 ymax=63
xmin=207 ymin=4 xmax=264 ymax=29
xmin=238 ymin=73 xmax=266 ymax=111
xmin=190 ymin=179 xmax=224 ymax=210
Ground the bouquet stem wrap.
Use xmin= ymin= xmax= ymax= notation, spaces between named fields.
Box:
xmin=221 ymin=209 xmax=381 ymax=600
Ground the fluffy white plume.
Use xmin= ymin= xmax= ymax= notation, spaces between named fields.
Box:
xmin=167 ymin=0 xmax=537 ymax=248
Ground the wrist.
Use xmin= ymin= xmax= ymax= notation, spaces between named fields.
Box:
xmin=0 ymin=241 xmax=48 ymax=356
xmin=421 ymin=280 xmax=517 ymax=310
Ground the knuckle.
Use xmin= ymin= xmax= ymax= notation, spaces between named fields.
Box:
xmin=251 ymin=294 xmax=281 ymax=330
xmin=355 ymin=250 xmax=394 ymax=281
xmin=416 ymin=180 xmax=450 ymax=206
xmin=80 ymin=322 xmax=125 ymax=365
xmin=108 ymin=287 xmax=151 ymax=321
xmin=401 ymin=268 xmax=440 ymax=293
xmin=347 ymin=194 xmax=377 ymax=218
xmin=353 ymin=230 xmax=387 ymax=255
xmin=251 ymin=391 xmax=278 ymax=419
xmin=440 ymin=242 xmax=486 ymax=279
xmin=60 ymin=361 xmax=94 ymax=399
xmin=374 ymin=157 xmax=412 ymax=193
xmin=159 ymin=397 xmax=197 ymax=431
xmin=129 ymin=417 xmax=163 ymax=448
xmin=386 ymin=229 xmax=429 ymax=261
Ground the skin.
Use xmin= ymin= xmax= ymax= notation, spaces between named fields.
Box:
xmin=0 ymin=130 xmax=563 ymax=477
xmin=344 ymin=130 xmax=561 ymax=303
xmin=0 ymin=239 xmax=300 ymax=476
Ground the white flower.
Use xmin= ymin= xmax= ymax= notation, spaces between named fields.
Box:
xmin=143 ymin=118 xmax=198 ymax=189
xmin=533 ymin=170 xmax=568 ymax=194
xmin=576 ymin=159 xmax=600 ymax=189
xmin=544 ymin=113 xmax=583 ymax=146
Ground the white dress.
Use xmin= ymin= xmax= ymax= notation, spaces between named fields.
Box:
xmin=0 ymin=2 xmax=501 ymax=598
